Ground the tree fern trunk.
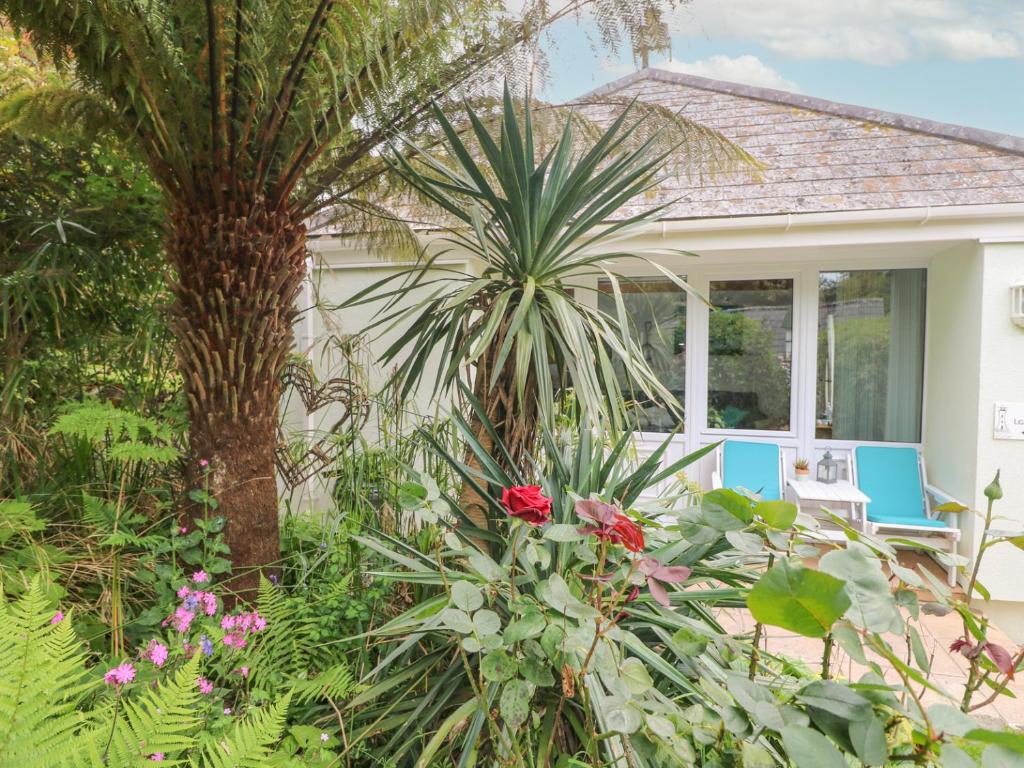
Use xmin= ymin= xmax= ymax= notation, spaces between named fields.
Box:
xmin=168 ymin=201 xmax=306 ymax=599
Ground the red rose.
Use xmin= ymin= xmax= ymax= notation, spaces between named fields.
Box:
xmin=501 ymin=485 xmax=552 ymax=526
xmin=575 ymin=499 xmax=644 ymax=552
xmin=610 ymin=513 xmax=645 ymax=553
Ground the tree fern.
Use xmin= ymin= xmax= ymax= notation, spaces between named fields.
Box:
xmin=199 ymin=693 xmax=292 ymax=768
xmin=0 ymin=580 xmax=92 ymax=767
xmin=0 ymin=0 xmax=713 ymax=585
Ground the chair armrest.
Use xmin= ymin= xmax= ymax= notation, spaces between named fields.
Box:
xmin=925 ymin=484 xmax=967 ymax=515
xmin=711 ymin=470 xmax=723 ymax=491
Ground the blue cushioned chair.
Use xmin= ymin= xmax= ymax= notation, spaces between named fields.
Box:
xmin=712 ymin=440 xmax=784 ymax=501
xmin=853 ymin=446 xmax=962 ymax=586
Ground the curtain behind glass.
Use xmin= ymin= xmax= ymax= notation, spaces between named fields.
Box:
xmin=884 ymin=270 xmax=926 ymax=442
xmin=819 ymin=269 xmax=926 ymax=443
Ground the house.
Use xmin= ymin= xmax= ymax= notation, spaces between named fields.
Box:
xmin=300 ymin=68 xmax=1024 ymax=635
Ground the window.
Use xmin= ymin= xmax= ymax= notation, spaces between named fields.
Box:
xmin=707 ymin=278 xmax=794 ymax=431
xmin=816 ymin=269 xmax=926 ymax=442
xmin=597 ymin=277 xmax=685 ymax=432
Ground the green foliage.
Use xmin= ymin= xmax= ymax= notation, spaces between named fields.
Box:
xmin=0 ymin=579 xmax=91 ymax=766
xmin=0 ymin=31 xmax=171 ymax=436
xmin=200 ymin=693 xmax=293 ymax=768
xmin=0 ymin=580 xmax=311 ymax=767
xmin=346 ymin=87 xmax=746 ymax=454
xmin=746 ymin=559 xmax=851 ymax=638
xmin=50 ymin=399 xmax=179 ymax=465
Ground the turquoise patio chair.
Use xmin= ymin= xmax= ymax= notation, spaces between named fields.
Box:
xmin=712 ymin=440 xmax=784 ymax=501
xmin=853 ymin=445 xmax=962 ymax=586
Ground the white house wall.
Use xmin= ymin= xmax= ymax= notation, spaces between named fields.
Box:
xmin=298 ymin=213 xmax=1024 ymax=615
xmin=971 ymin=242 xmax=1024 ymax=632
xmin=923 ymin=242 xmax=984 ymax=564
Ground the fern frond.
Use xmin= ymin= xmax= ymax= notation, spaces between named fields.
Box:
xmin=0 ymin=83 xmax=122 ymax=142
xmin=199 ymin=693 xmax=291 ymax=768
xmin=96 ymin=656 xmax=202 ymax=766
xmin=290 ymin=662 xmax=360 ymax=706
xmin=244 ymin=577 xmax=316 ymax=691
xmin=0 ymin=580 xmax=93 ymax=767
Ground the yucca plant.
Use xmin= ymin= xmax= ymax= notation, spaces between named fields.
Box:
xmin=343 ymin=407 xmax=949 ymax=767
xmin=0 ymin=0 xmax=685 ymax=592
xmin=344 ymin=87 xmax=748 ymax=529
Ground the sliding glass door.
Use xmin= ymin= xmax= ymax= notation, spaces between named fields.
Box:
xmin=706 ymin=278 xmax=795 ymax=432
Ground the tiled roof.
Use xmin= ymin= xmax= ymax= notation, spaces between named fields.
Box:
xmin=581 ymin=68 xmax=1024 ymax=220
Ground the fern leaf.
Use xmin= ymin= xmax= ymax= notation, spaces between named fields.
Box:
xmin=199 ymin=693 xmax=291 ymax=768
xmin=0 ymin=580 xmax=93 ymax=767
xmin=290 ymin=662 xmax=360 ymax=706
xmin=98 ymin=656 xmax=202 ymax=766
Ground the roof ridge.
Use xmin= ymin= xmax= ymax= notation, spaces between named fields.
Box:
xmin=577 ymin=67 xmax=1024 ymax=158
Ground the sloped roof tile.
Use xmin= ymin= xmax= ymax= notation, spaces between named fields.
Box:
xmin=581 ymin=68 xmax=1024 ymax=219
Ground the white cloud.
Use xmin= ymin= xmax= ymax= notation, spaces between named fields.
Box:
xmin=655 ymin=54 xmax=800 ymax=91
xmin=671 ymin=0 xmax=1024 ymax=65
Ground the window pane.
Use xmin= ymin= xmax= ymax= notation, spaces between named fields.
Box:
xmin=708 ymin=278 xmax=793 ymax=431
xmin=816 ymin=269 xmax=926 ymax=442
xmin=597 ymin=277 xmax=685 ymax=432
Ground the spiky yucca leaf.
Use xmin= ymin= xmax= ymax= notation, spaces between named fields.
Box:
xmin=0 ymin=581 xmax=92 ymax=767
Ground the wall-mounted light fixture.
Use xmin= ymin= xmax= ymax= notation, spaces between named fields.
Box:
xmin=1012 ymin=278 xmax=1024 ymax=329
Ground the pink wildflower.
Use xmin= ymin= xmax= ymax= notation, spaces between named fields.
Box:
xmin=191 ymin=570 xmax=209 ymax=584
xmin=177 ymin=585 xmax=191 ymax=599
xmin=238 ymin=666 xmax=249 ymax=678
xmin=103 ymin=662 xmax=136 ymax=687
xmin=143 ymin=640 xmax=169 ymax=668
xmin=179 ymin=526 xmax=188 ymax=535
xmin=223 ymin=707 xmax=232 ymax=715
xmin=149 ymin=754 xmax=165 ymax=762
xmin=200 ymin=592 xmax=217 ymax=616
xmin=197 ymin=676 xmax=214 ymax=695
xmin=50 ymin=611 xmax=64 ymax=625
xmin=171 ymin=606 xmax=195 ymax=633
xmin=199 ymin=458 xmax=209 ymax=468
xmin=320 ymin=732 xmax=329 ymax=743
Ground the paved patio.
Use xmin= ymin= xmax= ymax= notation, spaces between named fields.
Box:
xmin=716 ymin=552 xmax=1024 ymax=727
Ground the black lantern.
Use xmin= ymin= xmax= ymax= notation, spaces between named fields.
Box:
xmin=817 ymin=449 xmax=839 ymax=484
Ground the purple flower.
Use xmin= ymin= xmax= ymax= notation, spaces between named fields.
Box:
xmin=200 ymin=635 xmax=214 ymax=656
xmin=104 ymin=662 xmax=136 ymax=687
xmin=50 ymin=611 xmax=64 ymax=625
xmin=320 ymin=733 xmax=329 ymax=743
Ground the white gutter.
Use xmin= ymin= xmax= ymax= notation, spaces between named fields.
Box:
xmin=633 ymin=203 xmax=1024 ymax=237
xmin=308 ymin=203 xmax=1024 ymax=259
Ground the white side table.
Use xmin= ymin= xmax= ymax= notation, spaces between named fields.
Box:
xmin=785 ymin=478 xmax=871 ymax=534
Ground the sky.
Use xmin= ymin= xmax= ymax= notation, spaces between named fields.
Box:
xmin=538 ymin=0 xmax=1024 ymax=137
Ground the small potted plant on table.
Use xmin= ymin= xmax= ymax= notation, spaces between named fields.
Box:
xmin=794 ymin=458 xmax=811 ymax=479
